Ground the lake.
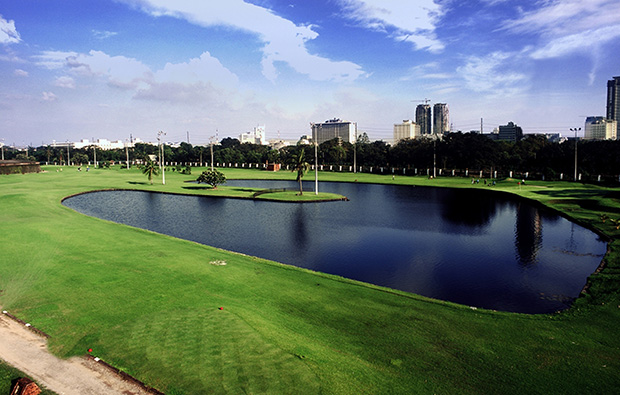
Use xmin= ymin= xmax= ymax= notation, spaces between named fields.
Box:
xmin=63 ymin=180 xmax=606 ymax=313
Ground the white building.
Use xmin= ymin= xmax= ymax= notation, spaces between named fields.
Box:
xmin=584 ymin=117 xmax=617 ymax=140
xmin=393 ymin=120 xmax=420 ymax=143
xmin=311 ymin=118 xmax=356 ymax=145
xmin=240 ymin=125 xmax=266 ymax=145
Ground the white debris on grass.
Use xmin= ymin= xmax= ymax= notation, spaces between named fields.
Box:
xmin=209 ymin=260 xmax=227 ymax=266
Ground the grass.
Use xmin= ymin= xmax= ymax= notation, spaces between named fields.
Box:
xmin=0 ymin=361 xmax=57 ymax=395
xmin=1 ymin=165 xmax=620 ymax=394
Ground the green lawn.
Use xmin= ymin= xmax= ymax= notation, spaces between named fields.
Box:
xmin=1 ymin=165 xmax=619 ymax=394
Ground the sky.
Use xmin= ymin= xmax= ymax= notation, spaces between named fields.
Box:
xmin=1 ymin=0 xmax=619 ymax=146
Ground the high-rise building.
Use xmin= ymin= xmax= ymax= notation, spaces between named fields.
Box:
xmin=415 ymin=104 xmax=431 ymax=135
xmin=239 ymin=125 xmax=266 ymax=145
xmin=498 ymin=121 xmax=523 ymax=142
xmin=393 ymin=120 xmax=420 ymax=143
xmin=607 ymin=76 xmax=620 ymax=121
xmin=433 ymin=103 xmax=450 ymax=135
xmin=584 ymin=116 xmax=617 ymax=140
xmin=311 ymin=118 xmax=356 ymax=145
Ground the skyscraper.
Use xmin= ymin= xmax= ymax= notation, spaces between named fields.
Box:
xmin=433 ymin=103 xmax=450 ymax=135
xmin=311 ymin=118 xmax=356 ymax=145
xmin=415 ymin=104 xmax=431 ymax=135
xmin=608 ymin=76 xmax=620 ymax=121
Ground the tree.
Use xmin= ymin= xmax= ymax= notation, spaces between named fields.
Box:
xmin=196 ymin=169 xmax=227 ymax=188
xmin=141 ymin=157 xmax=159 ymax=185
xmin=290 ymin=149 xmax=310 ymax=195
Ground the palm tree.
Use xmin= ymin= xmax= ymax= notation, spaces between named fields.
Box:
xmin=141 ymin=157 xmax=159 ymax=185
xmin=290 ymin=149 xmax=310 ymax=195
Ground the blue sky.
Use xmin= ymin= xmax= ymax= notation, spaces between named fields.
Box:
xmin=1 ymin=0 xmax=619 ymax=146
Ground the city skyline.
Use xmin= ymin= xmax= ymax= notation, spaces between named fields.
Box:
xmin=1 ymin=0 xmax=619 ymax=146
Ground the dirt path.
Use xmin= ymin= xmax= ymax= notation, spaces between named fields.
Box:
xmin=0 ymin=313 xmax=157 ymax=395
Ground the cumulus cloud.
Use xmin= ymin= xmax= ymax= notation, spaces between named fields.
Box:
xmin=336 ymin=0 xmax=444 ymax=52
xmin=35 ymin=48 xmax=242 ymax=106
xmin=14 ymin=69 xmax=28 ymax=77
xmin=0 ymin=15 xmax=20 ymax=44
xmin=118 ymin=0 xmax=366 ymax=82
xmin=53 ymin=76 xmax=76 ymax=89
xmin=42 ymin=91 xmax=58 ymax=101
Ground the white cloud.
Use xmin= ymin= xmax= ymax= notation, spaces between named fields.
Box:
xmin=457 ymin=52 xmax=528 ymax=96
xmin=53 ymin=76 xmax=76 ymax=89
xmin=118 ymin=0 xmax=366 ymax=82
xmin=530 ymin=25 xmax=620 ymax=59
xmin=0 ymin=15 xmax=20 ymax=44
xmin=337 ymin=0 xmax=444 ymax=52
xmin=155 ymin=52 xmax=238 ymax=87
xmin=14 ymin=69 xmax=28 ymax=77
xmin=502 ymin=0 xmax=620 ymax=37
xmin=35 ymin=49 xmax=242 ymax=107
xmin=92 ymin=30 xmax=118 ymax=40
xmin=42 ymin=91 xmax=58 ymax=101
xmin=35 ymin=51 xmax=79 ymax=69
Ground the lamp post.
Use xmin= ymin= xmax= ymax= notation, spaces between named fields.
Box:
xmin=353 ymin=122 xmax=357 ymax=174
xmin=125 ymin=139 xmax=130 ymax=169
xmin=570 ymin=127 xmax=581 ymax=182
xmin=157 ymin=130 xmax=166 ymax=185
xmin=66 ymin=141 xmax=70 ymax=166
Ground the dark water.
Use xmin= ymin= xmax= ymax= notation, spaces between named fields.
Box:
xmin=63 ymin=181 xmax=606 ymax=313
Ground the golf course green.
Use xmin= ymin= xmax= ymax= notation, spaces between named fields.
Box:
xmin=1 ymin=165 xmax=619 ymax=394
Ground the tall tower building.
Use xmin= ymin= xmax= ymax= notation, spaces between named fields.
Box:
xmin=607 ymin=76 xmax=620 ymax=121
xmin=311 ymin=118 xmax=356 ymax=145
xmin=415 ymin=104 xmax=431 ymax=135
xmin=433 ymin=103 xmax=450 ymax=135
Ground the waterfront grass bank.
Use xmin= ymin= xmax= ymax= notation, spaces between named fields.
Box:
xmin=1 ymin=165 xmax=619 ymax=394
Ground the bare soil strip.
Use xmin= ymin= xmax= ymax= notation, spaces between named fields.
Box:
xmin=0 ymin=314 xmax=157 ymax=395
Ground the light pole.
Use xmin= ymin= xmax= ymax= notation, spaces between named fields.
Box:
xmin=92 ymin=145 xmax=97 ymax=168
xmin=66 ymin=141 xmax=70 ymax=166
xmin=210 ymin=134 xmax=216 ymax=171
xmin=157 ymin=130 xmax=166 ymax=185
xmin=125 ymin=139 xmax=130 ymax=169
xmin=311 ymin=123 xmax=319 ymax=195
xmin=353 ymin=122 xmax=357 ymax=174
xmin=570 ymin=127 xmax=581 ymax=182
xmin=1 ymin=139 xmax=4 ymax=161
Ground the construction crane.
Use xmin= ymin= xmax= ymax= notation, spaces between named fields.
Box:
xmin=411 ymin=98 xmax=431 ymax=105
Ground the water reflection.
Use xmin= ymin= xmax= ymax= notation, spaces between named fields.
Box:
xmin=63 ymin=181 xmax=606 ymax=314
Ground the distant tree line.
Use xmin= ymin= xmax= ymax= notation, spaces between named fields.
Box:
xmin=6 ymin=132 xmax=620 ymax=181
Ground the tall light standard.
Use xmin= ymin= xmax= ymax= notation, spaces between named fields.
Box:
xmin=157 ymin=130 xmax=166 ymax=185
xmin=311 ymin=123 xmax=319 ymax=195
xmin=1 ymin=139 xmax=4 ymax=161
xmin=92 ymin=145 xmax=97 ymax=168
xmin=125 ymin=139 xmax=130 ymax=169
xmin=66 ymin=141 xmax=71 ymax=166
xmin=209 ymin=134 xmax=216 ymax=171
xmin=353 ymin=122 xmax=357 ymax=174
xmin=570 ymin=127 xmax=581 ymax=181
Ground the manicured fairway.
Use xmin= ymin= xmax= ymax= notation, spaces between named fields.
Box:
xmin=1 ymin=166 xmax=619 ymax=394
